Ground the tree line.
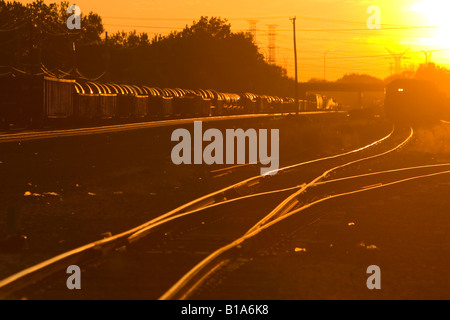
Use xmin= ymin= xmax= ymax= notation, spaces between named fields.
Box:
xmin=0 ymin=1 xmax=295 ymax=97
xmin=2 ymin=1 xmax=449 ymax=99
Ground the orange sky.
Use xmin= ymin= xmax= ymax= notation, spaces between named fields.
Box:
xmin=20 ymin=0 xmax=450 ymax=81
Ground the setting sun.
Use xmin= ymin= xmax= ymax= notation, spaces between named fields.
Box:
xmin=410 ymin=0 xmax=450 ymax=48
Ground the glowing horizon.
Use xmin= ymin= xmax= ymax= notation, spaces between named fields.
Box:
xmin=17 ymin=0 xmax=450 ymax=81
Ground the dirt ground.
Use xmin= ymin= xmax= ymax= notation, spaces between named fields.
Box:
xmin=0 ymin=114 xmax=391 ymax=283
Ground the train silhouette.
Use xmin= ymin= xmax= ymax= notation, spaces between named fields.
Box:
xmin=0 ymin=74 xmax=331 ymax=131
xmin=4 ymin=75 xmax=448 ymax=131
xmin=385 ymin=78 xmax=450 ymax=125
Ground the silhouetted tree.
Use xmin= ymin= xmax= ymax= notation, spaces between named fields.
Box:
xmin=0 ymin=0 xmax=104 ymax=75
xmin=337 ymin=73 xmax=383 ymax=84
xmin=414 ymin=63 xmax=450 ymax=97
xmin=1 ymin=3 xmax=294 ymax=97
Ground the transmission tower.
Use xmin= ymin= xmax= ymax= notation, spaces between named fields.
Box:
xmin=385 ymin=48 xmax=410 ymax=75
xmin=267 ymin=24 xmax=278 ymax=65
xmin=422 ymin=50 xmax=432 ymax=64
xmin=247 ymin=20 xmax=259 ymax=43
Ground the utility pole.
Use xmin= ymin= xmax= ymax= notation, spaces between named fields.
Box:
xmin=290 ymin=16 xmax=298 ymax=114
xmin=324 ymin=50 xmax=330 ymax=81
xmin=15 ymin=27 xmax=21 ymax=68
xmin=72 ymin=41 xmax=77 ymax=72
xmin=105 ymin=32 xmax=110 ymax=81
xmin=37 ymin=22 xmax=42 ymax=75
xmin=29 ymin=21 xmax=34 ymax=75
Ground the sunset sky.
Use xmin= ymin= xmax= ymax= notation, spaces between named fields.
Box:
xmin=20 ymin=0 xmax=450 ymax=81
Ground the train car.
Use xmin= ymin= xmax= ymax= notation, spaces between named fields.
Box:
xmin=269 ymin=96 xmax=283 ymax=113
xmin=281 ymin=97 xmax=298 ymax=114
xmin=166 ymin=88 xmax=187 ymax=117
xmin=385 ymin=79 xmax=447 ymax=125
xmin=43 ymin=77 xmax=75 ymax=121
xmin=1 ymin=74 xmax=23 ymax=130
xmin=96 ymin=82 xmax=117 ymax=120
xmin=105 ymin=83 xmax=145 ymax=119
xmin=24 ymin=76 xmax=74 ymax=128
xmin=256 ymin=95 xmax=270 ymax=114
xmin=1 ymin=75 xmax=76 ymax=129
xmin=141 ymin=86 xmax=173 ymax=118
xmin=323 ymin=96 xmax=338 ymax=110
xmin=209 ymin=89 xmax=225 ymax=116
xmin=239 ymin=93 xmax=258 ymax=114
xmin=2 ymin=73 xmax=302 ymax=130
xmin=195 ymin=89 xmax=213 ymax=116
xmin=73 ymin=81 xmax=100 ymax=121
xmin=73 ymin=81 xmax=117 ymax=123
xmin=222 ymin=93 xmax=241 ymax=114
xmin=181 ymin=88 xmax=208 ymax=117
xmin=106 ymin=83 xmax=130 ymax=119
xmin=74 ymin=81 xmax=117 ymax=121
xmin=128 ymin=85 xmax=148 ymax=119
xmin=304 ymin=93 xmax=323 ymax=111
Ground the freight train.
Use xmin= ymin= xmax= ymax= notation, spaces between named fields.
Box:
xmin=0 ymin=74 xmax=332 ymax=131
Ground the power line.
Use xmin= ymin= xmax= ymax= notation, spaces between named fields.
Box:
xmin=104 ymin=24 xmax=440 ymax=33
xmin=104 ymin=24 xmax=184 ymax=30
xmin=102 ymin=15 xmax=289 ymax=21
xmin=102 ymin=14 xmax=439 ymax=29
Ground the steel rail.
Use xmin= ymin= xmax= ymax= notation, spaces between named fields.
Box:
xmin=0 ymin=121 xmax=391 ymax=299
xmin=159 ymin=126 xmax=414 ymax=300
xmin=0 ymin=112 xmax=339 ymax=144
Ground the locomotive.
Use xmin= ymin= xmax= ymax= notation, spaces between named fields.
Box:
xmin=385 ymin=78 xmax=450 ymax=125
xmin=0 ymin=74 xmax=330 ymax=131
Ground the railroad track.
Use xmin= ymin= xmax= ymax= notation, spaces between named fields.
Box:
xmin=160 ymin=126 xmax=450 ymax=300
xmin=0 ymin=112 xmax=334 ymax=144
xmin=2 ymin=124 xmax=444 ymax=299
